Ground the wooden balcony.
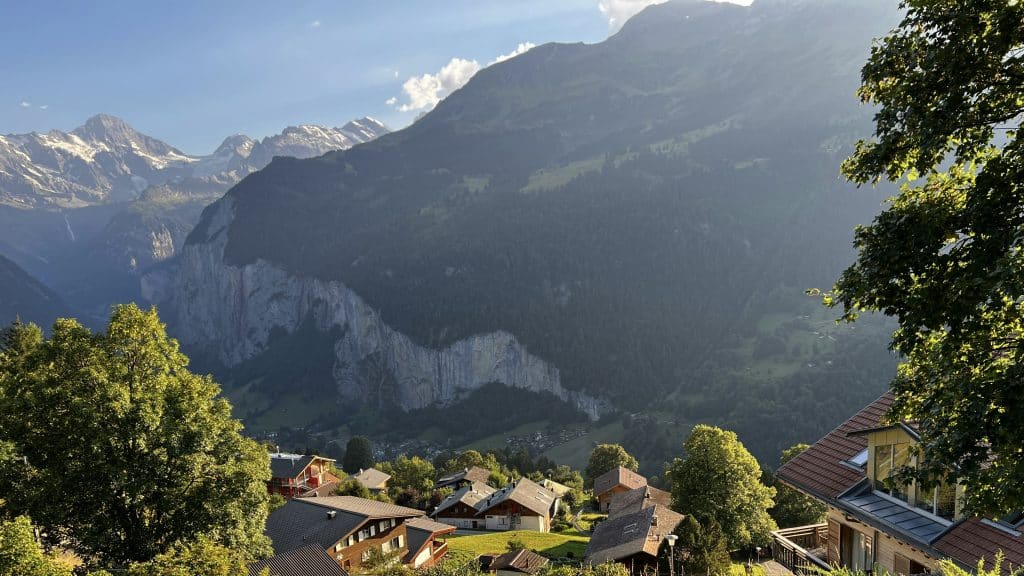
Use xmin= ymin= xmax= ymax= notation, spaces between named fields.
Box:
xmin=771 ymin=524 xmax=830 ymax=575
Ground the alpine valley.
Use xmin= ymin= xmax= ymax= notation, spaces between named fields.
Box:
xmin=134 ymin=0 xmax=904 ymax=472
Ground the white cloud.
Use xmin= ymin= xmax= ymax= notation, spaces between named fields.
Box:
xmin=599 ymin=0 xmax=667 ymax=32
xmin=19 ymin=101 xmax=31 ymax=108
xmin=39 ymin=104 xmax=48 ymax=110
xmin=489 ymin=42 xmax=536 ymax=65
xmin=309 ymin=20 xmax=321 ymax=28
xmin=397 ymin=57 xmax=482 ymax=112
xmin=598 ymin=0 xmax=752 ymax=33
xmin=390 ymin=42 xmax=536 ymax=113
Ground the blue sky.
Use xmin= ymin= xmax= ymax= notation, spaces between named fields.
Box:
xmin=1 ymin=0 xmax=749 ymax=154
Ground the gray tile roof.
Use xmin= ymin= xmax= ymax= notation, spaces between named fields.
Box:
xmin=437 ymin=466 xmax=493 ymax=488
xmin=489 ymin=549 xmax=549 ymax=574
xmin=248 ymin=545 xmax=348 ymax=576
xmin=265 ymin=499 xmax=365 ymax=555
xmin=477 ymin=477 xmax=558 ymax=517
xmin=310 ymin=496 xmax=423 ymax=519
xmin=270 ymin=454 xmax=315 ymax=479
xmin=402 ymin=517 xmax=456 ymax=564
xmin=433 ymin=482 xmax=497 ymax=516
xmin=607 ymin=486 xmax=672 ymax=519
xmin=585 ymin=505 xmax=683 ymax=565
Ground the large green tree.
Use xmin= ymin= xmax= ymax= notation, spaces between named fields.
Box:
xmin=769 ymin=444 xmax=826 ymax=528
xmin=0 ymin=516 xmax=74 ymax=576
xmin=584 ymin=444 xmax=639 ymax=486
xmin=833 ymin=0 xmax=1024 ymax=513
xmin=342 ymin=436 xmax=375 ymax=474
xmin=378 ymin=455 xmax=435 ymax=495
xmin=667 ymin=425 xmax=776 ymax=549
xmin=673 ymin=515 xmax=731 ymax=576
xmin=0 ymin=306 xmax=271 ymax=568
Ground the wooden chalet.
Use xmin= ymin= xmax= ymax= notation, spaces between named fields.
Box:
xmin=584 ymin=495 xmax=684 ymax=575
xmin=432 ymin=477 xmax=561 ymax=532
xmin=593 ymin=466 xmax=649 ymax=513
xmin=436 ymin=466 xmax=493 ymax=490
xmin=269 ymin=453 xmax=340 ymax=499
xmin=351 ymin=467 xmax=391 ymax=494
xmin=265 ymin=496 xmax=455 ymax=571
xmin=488 ymin=549 xmax=550 ymax=576
xmin=775 ymin=393 xmax=1024 ymax=575
xmin=433 ymin=481 xmax=497 ymax=530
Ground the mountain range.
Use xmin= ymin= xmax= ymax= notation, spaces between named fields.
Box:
xmin=0 ymin=114 xmax=389 ymax=316
xmin=152 ymin=0 xmax=903 ymax=468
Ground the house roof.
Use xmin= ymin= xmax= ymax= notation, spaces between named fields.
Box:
xmin=402 ymin=517 xmax=457 ymax=564
xmin=270 ymin=454 xmax=319 ymax=480
xmin=476 ymin=477 xmax=558 ymax=517
xmin=352 ymin=468 xmax=391 ymax=490
xmin=540 ymin=479 xmax=573 ymax=497
xmin=310 ymin=496 xmax=422 ymax=519
xmin=775 ymin=392 xmax=893 ymax=501
xmin=265 ymin=499 xmax=366 ymax=555
xmin=248 ymin=545 xmax=349 ymax=576
xmin=839 ymin=481 xmax=950 ymax=547
xmin=489 ymin=549 xmax=550 ymax=574
xmin=607 ymin=486 xmax=672 ymax=519
xmin=433 ymin=482 xmax=497 ymax=517
xmin=437 ymin=466 xmax=492 ymax=488
xmin=585 ymin=504 xmax=683 ymax=565
xmin=935 ymin=518 xmax=1024 ymax=574
xmin=593 ymin=467 xmax=647 ymax=498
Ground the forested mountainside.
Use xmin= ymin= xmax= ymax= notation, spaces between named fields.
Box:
xmin=0 ymin=116 xmax=388 ymax=315
xmin=0 ymin=254 xmax=72 ymax=328
xmin=166 ymin=0 xmax=901 ymax=465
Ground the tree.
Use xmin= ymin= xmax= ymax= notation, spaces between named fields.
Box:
xmin=0 ymin=306 xmax=271 ymax=568
xmin=437 ymin=450 xmax=502 ymax=477
xmin=0 ymin=516 xmax=74 ymax=576
xmin=343 ymin=436 xmax=375 ymax=474
xmin=125 ymin=537 xmax=253 ymax=576
xmin=584 ymin=444 xmax=638 ymax=486
xmin=769 ymin=444 xmax=826 ymax=528
xmin=667 ymin=425 xmax=776 ymax=549
xmin=673 ymin=515 xmax=731 ymax=576
xmin=831 ymin=0 xmax=1024 ymax=513
xmin=335 ymin=478 xmax=373 ymax=499
xmin=506 ymin=536 xmax=526 ymax=552
xmin=379 ymin=455 xmax=435 ymax=495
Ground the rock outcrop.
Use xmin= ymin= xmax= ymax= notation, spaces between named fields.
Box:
xmin=152 ymin=197 xmax=605 ymax=419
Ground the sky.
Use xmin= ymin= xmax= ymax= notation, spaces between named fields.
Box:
xmin=1 ymin=0 xmax=752 ymax=154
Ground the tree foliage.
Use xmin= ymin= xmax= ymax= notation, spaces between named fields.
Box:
xmin=0 ymin=516 xmax=74 ymax=576
xmin=833 ymin=0 xmax=1024 ymax=513
xmin=343 ymin=436 xmax=375 ymax=474
xmin=125 ymin=537 xmax=253 ymax=576
xmin=584 ymin=444 xmax=638 ymax=486
xmin=379 ymin=455 xmax=436 ymax=496
xmin=673 ymin=515 xmax=731 ymax=576
xmin=667 ymin=425 xmax=776 ymax=549
xmin=768 ymin=444 xmax=826 ymax=528
xmin=0 ymin=306 xmax=271 ymax=567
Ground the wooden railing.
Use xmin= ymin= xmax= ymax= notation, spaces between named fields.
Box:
xmin=771 ymin=524 xmax=830 ymax=575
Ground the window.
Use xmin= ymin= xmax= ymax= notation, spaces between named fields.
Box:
xmin=873 ymin=442 xmax=911 ymax=503
xmin=840 ymin=525 xmax=872 ymax=572
xmin=847 ymin=449 xmax=869 ymax=468
xmin=397 ymin=535 xmax=404 ymax=548
xmin=370 ymin=525 xmax=377 ymax=536
xmin=916 ymin=482 xmax=956 ymax=520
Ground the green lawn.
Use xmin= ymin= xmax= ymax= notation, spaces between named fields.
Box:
xmin=730 ymin=564 xmax=767 ymax=576
xmin=445 ymin=530 xmax=589 ymax=559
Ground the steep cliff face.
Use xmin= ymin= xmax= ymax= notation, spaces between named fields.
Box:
xmin=157 ymin=197 xmax=605 ymax=418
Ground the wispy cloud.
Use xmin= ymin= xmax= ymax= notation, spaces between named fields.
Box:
xmin=598 ymin=0 xmax=667 ymax=33
xmin=39 ymin=104 xmax=48 ymax=110
xmin=19 ymin=101 xmax=31 ymax=108
xmin=390 ymin=42 xmax=535 ymax=114
xmin=309 ymin=20 xmax=321 ymax=28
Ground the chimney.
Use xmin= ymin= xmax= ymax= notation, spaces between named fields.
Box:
xmin=327 ymin=510 xmax=337 ymax=520
xmin=652 ymin=515 xmax=658 ymax=526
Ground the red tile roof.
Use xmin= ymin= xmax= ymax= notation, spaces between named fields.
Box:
xmin=935 ymin=518 xmax=1024 ymax=574
xmin=775 ymin=393 xmax=892 ymax=501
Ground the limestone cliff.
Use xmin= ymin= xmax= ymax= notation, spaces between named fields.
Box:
xmin=151 ymin=197 xmax=605 ymax=419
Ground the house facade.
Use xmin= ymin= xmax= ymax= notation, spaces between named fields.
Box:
xmin=433 ymin=477 xmax=560 ymax=532
xmin=776 ymin=393 xmax=1024 ymax=575
xmin=265 ymin=496 xmax=454 ymax=572
xmin=593 ymin=467 xmax=649 ymax=513
xmin=269 ymin=453 xmax=340 ymax=499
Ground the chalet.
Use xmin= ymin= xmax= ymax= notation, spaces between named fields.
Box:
xmin=584 ymin=501 xmax=684 ymax=574
xmin=433 ymin=482 xmax=497 ymax=530
xmin=606 ymin=485 xmax=672 ymax=517
xmin=593 ymin=467 xmax=648 ymax=513
xmin=247 ymin=545 xmax=349 ymax=576
xmin=473 ymin=477 xmax=561 ymax=532
xmin=433 ymin=477 xmax=561 ymax=532
xmin=436 ymin=466 xmax=493 ymax=490
xmin=540 ymin=478 xmax=573 ymax=498
xmin=351 ymin=467 xmax=391 ymax=495
xmin=265 ymin=496 xmax=455 ymax=572
xmin=488 ymin=549 xmax=550 ymax=576
xmin=775 ymin=393 xmax=1024 ymax=575
xmin=269 ymin=453 xmax=340 ymax=499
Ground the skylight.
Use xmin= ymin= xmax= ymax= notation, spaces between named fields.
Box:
xmin=847 ymin=449 xmax=869 ymax=468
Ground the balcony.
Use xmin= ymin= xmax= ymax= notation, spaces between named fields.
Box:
xmin=771 ymin=524 xmax=830 ymax=575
